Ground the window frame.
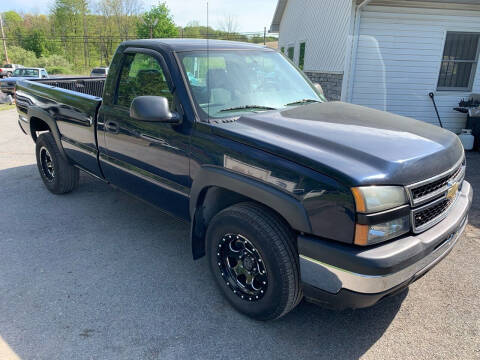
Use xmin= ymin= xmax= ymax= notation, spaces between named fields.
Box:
xmin=298 ymin=41 xmax=306 ymax=70
xmin=113 ymin=47 xmax=174 ymax=109
xmin=287 ymin=45 xmax=295 ymax=61
xmin=437 ymin=31 xmax=480 ymax=92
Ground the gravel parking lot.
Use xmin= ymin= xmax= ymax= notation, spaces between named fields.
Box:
xmin=0 ymin=108 xmax=479 ymax=360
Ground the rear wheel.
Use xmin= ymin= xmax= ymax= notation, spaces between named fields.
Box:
xmin=35 ymin=132 xmax=79 ymax=194
xmin=206 ymin=202 xmax=302 ymax=320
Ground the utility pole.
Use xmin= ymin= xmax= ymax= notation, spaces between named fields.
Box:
xmin=144 ymin=18 xmax=158 ymax=39
xmin=150 ymin=19 xmax=159 ymax=39
xmin=0 ymin=13 xmax=8 ymax=64
xmin=264 ymin=27 xmax=266 ymax=45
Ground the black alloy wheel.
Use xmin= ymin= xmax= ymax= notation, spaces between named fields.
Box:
xmin=216 ymin=233 xmax=268 ymax=302
xmin=39 ymin=146 xmax=55 ymax=182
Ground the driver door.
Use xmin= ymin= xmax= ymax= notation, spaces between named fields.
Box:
xmin=99 ymin=49 xmax=190 ymax=220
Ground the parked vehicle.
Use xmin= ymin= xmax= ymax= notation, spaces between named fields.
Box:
xmin=1 ymin=68 xmax=48 ymax=95
xmin=0 ymin=63 xmax=24 ymax=78
xmin=90 ymin=67 xmax=109 ymax=77
xmin=15 ymin=39 xmax=472 ymax=320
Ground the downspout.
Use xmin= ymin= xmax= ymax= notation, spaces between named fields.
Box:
xmin=343 ymin=0 xmax=372 ymax=102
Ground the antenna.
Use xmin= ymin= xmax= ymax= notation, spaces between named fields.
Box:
xmin=207 ymin=1 xmax=210 ymax=122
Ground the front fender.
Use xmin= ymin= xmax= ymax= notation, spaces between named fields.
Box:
xmin=190 ymin=166 xmax=312 ymax=233
xmin=189 ymin=166 xmax=312 ymax=259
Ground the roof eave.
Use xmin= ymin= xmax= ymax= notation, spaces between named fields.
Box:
xmin=357 ymin=0 xmax=480 ymax=6
xmin=269 ymin=0 xmax=287 ymax=33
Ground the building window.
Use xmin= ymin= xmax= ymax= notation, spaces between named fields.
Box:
xmin=299 ymin=42 xmax=306 ymax=70
xmin=437 ymin=32 xmax=480 ymax=91
xmin=287 ymin=46 xmax=294 ymax=61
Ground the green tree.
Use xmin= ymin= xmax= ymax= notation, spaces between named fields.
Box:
xmin=3 ymin=11 xmax=24 ymax=48
xmin=51 ymin=0 xmax=89 ymax=68
xmin=136 ymin=2 xmax=178 ymax=39
xmin=23 ymin=29 xmax=49 ymax=57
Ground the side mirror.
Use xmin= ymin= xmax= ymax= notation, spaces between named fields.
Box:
xmin=130 ymin=96 xmax=180 ymax=123
xmin=313 ymin=82 xmax=324 ymax=96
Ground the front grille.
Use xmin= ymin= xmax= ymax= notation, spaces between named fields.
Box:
xmin=411 ymin=166 xmax=461 ymax=200
xmin=414 ymin=198 xmax=453 ymax=229
xmin=408 ymin=158 xmax=465 ymax=233
xmin=411 ymin=166 xmax=462 ymax=200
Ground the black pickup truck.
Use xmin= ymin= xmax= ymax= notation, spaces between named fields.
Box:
xmin=15 ymin=39 xmax=472 ymax=320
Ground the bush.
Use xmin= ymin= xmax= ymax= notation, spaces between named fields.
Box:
xmin=46 ymin=66 xmax=73 ymax=75
xmin=3 ymin=47 xmax=74 ymax=75
xmin=4 ymin=46 xmax=37 ymax=67
xmin=35 ymin=55 xmax=74 ymax=74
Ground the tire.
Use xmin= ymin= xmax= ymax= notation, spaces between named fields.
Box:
xmin=35 ymin=132 xmax=79 ymax=194
xmin=206 ymin=202 xmax=302 ymax=320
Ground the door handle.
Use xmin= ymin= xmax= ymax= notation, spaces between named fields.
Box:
xmin=105 ymin=121 xmax=119 ymax=133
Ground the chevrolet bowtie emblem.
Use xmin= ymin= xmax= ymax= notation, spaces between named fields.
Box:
xmin=446 ymin=181 xmax=459 ymax=200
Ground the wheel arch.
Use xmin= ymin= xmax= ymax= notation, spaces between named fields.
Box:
xmin=28 ymin=107 xmax=68 ymax=160
xmin=189 ymin=166 xmax=312 ymax=260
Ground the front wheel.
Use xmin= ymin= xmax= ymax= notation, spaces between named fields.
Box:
xmin=36 ymin=132 xmax=79 ymax=194
xmin=206 ymin=202 xmax=302 ymax=320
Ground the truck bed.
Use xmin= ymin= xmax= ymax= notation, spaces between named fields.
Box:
xmin=31 ymin=76 xmax=105 ymax=98
xmin=16 ymin=77 xmax=105 ymax=177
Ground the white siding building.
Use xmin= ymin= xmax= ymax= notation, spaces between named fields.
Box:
xmin=270 ymin=0 xmax=480 ymax=133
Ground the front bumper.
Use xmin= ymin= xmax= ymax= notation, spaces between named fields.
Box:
xmin=299 ymin=180 xmax=473 ymax=309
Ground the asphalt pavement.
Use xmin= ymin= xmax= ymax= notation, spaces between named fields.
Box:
xmin=0 ymin=108 xmax=479 ymax=359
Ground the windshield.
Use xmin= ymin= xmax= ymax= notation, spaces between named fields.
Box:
xmin=179 ymin=50 xmax=325 ymax=120
xmin=12 ymin=68 xmax=39 ymax=77
xmin=91 ymin=68 xmax=106 ymax=74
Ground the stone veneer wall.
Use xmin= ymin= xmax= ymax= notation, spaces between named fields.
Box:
xmin=304 ymin=72 xmax=343 ymax=101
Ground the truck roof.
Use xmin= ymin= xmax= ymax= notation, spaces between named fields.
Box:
xmin=122 ymin=39 xmax=273 ymax=52
xmin=19 ymin=67 xmax=46 ymax=71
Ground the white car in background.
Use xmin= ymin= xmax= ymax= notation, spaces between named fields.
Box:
xmin=0 ymin=64 xmax=24 ymax=78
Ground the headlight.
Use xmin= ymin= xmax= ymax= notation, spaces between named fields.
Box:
xmin=351 ymin=186 xmax=407 ymax=213
xmin=351 ymin=186 xmax=410 ymax=245
xmin=355 ymin=216 xmax=410 ymax=245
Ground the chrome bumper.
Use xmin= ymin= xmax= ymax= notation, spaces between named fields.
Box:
xmin=300 ymin=180 xmax=472 ymax=295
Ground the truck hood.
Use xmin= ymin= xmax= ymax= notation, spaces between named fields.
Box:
xmin=212 ymin=102 xmax=464 ymax=186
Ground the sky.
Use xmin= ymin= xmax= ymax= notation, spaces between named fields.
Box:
xmin=0 ymin=0 xmax=278 ymax=33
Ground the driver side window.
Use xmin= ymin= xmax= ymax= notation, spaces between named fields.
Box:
xmin=116 ymin=52 xmax=172 ymax=108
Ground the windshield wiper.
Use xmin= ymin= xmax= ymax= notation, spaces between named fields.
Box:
xmin=285 ymin=99 xmax=321 ymax=106
xmin=219 ymin=105 xmax=277 ymax=113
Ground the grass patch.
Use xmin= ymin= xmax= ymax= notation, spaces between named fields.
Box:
xmin=0 ymin=104 xmax=15 ymax=111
